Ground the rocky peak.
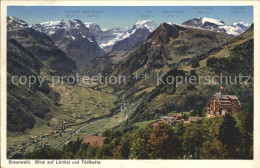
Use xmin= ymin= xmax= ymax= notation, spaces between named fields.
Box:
xmin=7 ymin=16 xmax=28 ymax=30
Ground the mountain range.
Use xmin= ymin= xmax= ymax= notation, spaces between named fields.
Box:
xmin=59 ymin=17 xmax=250 ymax=76
xmin=31 ymin=17 xmax=250 ymax=73
xmin=112 ymin=23 xmax=234 ymax=77
xmin=83 ymin=20 xmax=158 ymax=76
xmin=84 ymin=18 xmax=249 ymax=54
xmin=7 ymin=15 xmax=253 ymax=133
xmin=84 ymin=22 xmax=129 ymax=52
xmin=121 ymin=24 xmax=254 ymax=125
xmin=32 ymin=20 xmax=105 ymax=68
xmin=85 ymin=20 xmax=157 ymax=53
xmin=182 ymin=17 xmax=251 ymax=36
xmin=7 ymin=16 xmax=74 ymax=132
xmin=8 ymin=16 xmax=77 ymax=74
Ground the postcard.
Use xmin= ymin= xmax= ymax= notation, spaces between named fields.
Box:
xmin=1 ymin=1 xmax=259 ymax=168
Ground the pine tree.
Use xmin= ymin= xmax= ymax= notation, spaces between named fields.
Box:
xmin=218 ymin=114 xmax=241 ymax=158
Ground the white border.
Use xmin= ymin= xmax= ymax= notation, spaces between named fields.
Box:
xmin=1 ymin=1 xmax=260 ymax=168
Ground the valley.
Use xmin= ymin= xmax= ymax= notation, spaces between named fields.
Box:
xmin=7 ymin=76 xmax=127 ymax=158
xmin=6 ymin=10 xmax=254 ymax=159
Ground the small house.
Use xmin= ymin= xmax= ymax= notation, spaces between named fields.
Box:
xmin=160 ymin=116 xmax=175 ymax=125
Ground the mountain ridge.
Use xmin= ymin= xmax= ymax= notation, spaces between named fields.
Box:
xmin=112 ymin=23 xmax=234 ymax=77
xmin=182 ymin=17 xmax=250 ymax=36
xmin=123 ymin=24 xmax=253 ymax=125
xmin=8 ymin=16 xmax=77 ymax=74
xmin=32 ymin=19 xmax=106 ymax=68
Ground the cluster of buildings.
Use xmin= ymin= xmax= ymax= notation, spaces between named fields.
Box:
xmin=148 ymin=114 xmax=203 ymax=127
xmin=148 ymin=91 xmax=242 ymax=127
xmin=10 ymin=91 xmax=242 ymax=157
xmin=66 ymin=92 xmax=243 ymax=151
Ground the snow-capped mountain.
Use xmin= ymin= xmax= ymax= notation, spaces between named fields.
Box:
xmin=182 ymin=17 xmax=250 ymax=36
xmin=132 ymin=20 xmax=158 ymax=32
xmin=7 ymin=16 xmax=28 ymax=30
xmin=218 ymin=22 xmax=251 ymax=36
xmin=96 ymin=27 xmax=131 ymax=52
xmin=33 ymin=20 xmax=96 ymax=42
xmin=84 ymin=22 xmax=103 ymax=36
xmin=32 ymin=20 xmax=105 ymax=68
xmin=85 ymin=20 xmax=157 ymax=52
xmin=111 ymin=20 xmax=157 ymax=52
xmin=7 ymin=16 xmax=77 ymax=74
xmin=119 ymin=20 xmax=157 ymax=40
xmin=83 ymin=20 xmax=158 ymax=76
xmin=83 ymin=22 xmax=129 ymax=52
xmin=31 ymin=21 xmax=60 ymax=36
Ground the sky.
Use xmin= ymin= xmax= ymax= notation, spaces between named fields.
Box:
xmin=7 ymin=6 xmax=253 ymax=29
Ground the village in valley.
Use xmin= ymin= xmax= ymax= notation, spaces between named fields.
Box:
xmin=82 ymin=86 xmax=243 ymax=148
xmin=7 ymin=82 xmax=126 ymax=158
xmin=6 ymin=5 xmax=254 ymax=159
xmin=7 ymin=84 xmax=243 ymax=158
